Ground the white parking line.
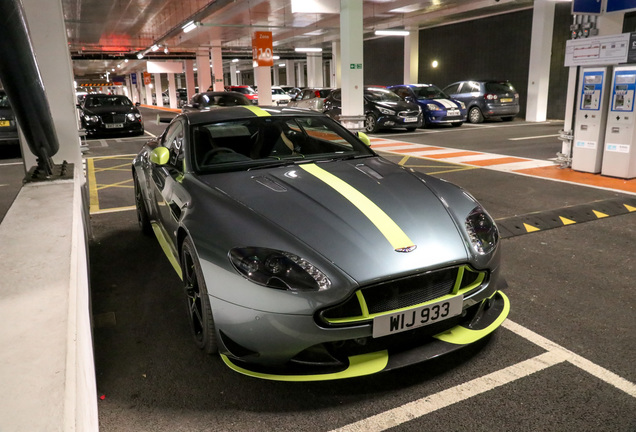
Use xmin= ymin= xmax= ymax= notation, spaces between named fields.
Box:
xmin=0 ymin=162 xmax=23 ymax=166
xmin=331 ymin=350 xmax=567 ymax=432
xmin=331 ymin=319 xmax=636 ymax=432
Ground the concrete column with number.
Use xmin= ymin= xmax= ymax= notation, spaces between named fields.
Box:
xmin=210 ymin=45 xmax=224 ymax=91
xmin=196 ymin=49 xmax=212 ymax=92
xmin=404 ymin=28 xmax=418 ymax=84
xmin=340 ymin=0 xmax=365 ymax=131
xmin=332 ymin=41 xmax=340 ymax=88
xmin=154 ymin=73 xmax=163 ymax=107
xmin=296 ymin=62 xmax=305 ymax=87
xmin=255 ymin=67 xmax=273 ymax=105
xmin=525 ymin=0 xmax=555 ymax=122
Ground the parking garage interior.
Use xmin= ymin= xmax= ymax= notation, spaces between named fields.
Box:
xmin=0 ymin=1 xmax=635 ymax=431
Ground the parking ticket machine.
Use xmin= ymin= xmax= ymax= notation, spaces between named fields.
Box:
xmin=602 ymin=65 xmax=636 ymax=179
xmin=572 ymin=67 xmax=610 ymax=173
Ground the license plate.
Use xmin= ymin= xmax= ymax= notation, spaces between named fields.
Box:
xmin=447 ymin=110 xmax=460 ymax=116
xmin=372 ymin=295 xmax=462 ymax=338
xmin=0 ymin=120 xmax=10 ymax=127
xmin=404 ymin=117 xmax=418 ymax=123
xmin=105 ymin=123 xmax=124 ymax=129
xmin=501 ymin=98 xmax=513 ymax=103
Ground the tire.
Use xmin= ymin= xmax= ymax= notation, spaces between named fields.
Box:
xmin=134 ymin=175 xmax=152 ymax=236
xmin=181 ymin=237 xmax=218 ymax=355
xmin=364 ymin=113 xmax=379 ymax=133
xmin=451 ymin=122 xmax=463 ymax=127
xmin=468 ymin=107 xmax=484 ymax=124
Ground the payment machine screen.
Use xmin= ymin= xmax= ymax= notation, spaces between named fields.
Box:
xmin=611 ymin=71 xmax=636 ymax=112
xmin=580 ymin=71 xmax=604 ymax=110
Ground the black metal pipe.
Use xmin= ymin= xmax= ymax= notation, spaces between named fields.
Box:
xmin=0 ymin=0 xmax=60 ymax=174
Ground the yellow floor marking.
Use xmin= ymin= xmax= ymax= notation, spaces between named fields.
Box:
xmin=398 ymin=155 xmax=410 ymax=166
xmin=593 ymin=210 xmax=609 ymax=218
xmin=625 ymin=204 xmax=636 ymax=212
xmin=86 ymin=157 xmax=100 ymax=213
xmin=96 ymin=178 xmax=133 ymax=191
xmin=91 ymin=206 xmax=136 ymax=215
xmin=93 ymin=162 xmax=132 ymax=173
xmin=524 ymin=223 xmax=540 ymax=233
xmin=559 ymin=216 xmax=576 ymax=225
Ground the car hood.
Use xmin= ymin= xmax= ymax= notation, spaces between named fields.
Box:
xmin=82 ymin=105 xmax=139 ymax=115
xmin=420 ymin=99 xmax=463 ymax=110
xmin=197 ymin=157 xmax=470 ymax=283
xmin=372 ymin=100 xmax=419 ymax=112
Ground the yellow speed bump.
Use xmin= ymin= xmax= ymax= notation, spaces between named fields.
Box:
xmin=559 ymin=216 xmax=576 ymax=226
xmin=523 ymin=223 xmax=540 ymax=233
xmin=593 ymin=210 xmax=609 ymax=219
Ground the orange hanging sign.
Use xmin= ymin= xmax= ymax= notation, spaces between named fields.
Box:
xmin=143 ymin=72 xmax=151 ymax=85
xmin=252 ymin=31 xmax=273 ymax=67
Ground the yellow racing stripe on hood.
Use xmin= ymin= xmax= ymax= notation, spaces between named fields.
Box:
xmin=300 ymin=163 xmax=414 ymax=250
xmin=241 ymin=105 xmax=271 ymax=116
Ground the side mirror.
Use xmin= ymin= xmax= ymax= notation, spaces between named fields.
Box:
xmin=357 ymin=132 xmax=371 ymax=147
xmin=150 ymin=147 xmax=170 ymax=165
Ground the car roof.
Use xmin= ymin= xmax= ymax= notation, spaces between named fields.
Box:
xmin=180 ymin=106 xmax=326 ymax=125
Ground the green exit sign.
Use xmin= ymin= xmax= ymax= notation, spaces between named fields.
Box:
xmin=349 ymin=63 xmax=362 ymax=69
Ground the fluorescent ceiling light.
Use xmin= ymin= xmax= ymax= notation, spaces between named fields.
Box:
xmin=273 ymin=55 xmax=280 ymax=60
xmin=137 ymin=53 xmax=144 ymax=59
xmin=374 ymin=29 xmax=410 ymax=36
xmin=182 ymin=21 xmax=197 ymax=33
xmin=150 ymin=44 xmax=159 ymax=51
xmin=295 ymin=47 xmax=322 ymax=53
xmin=279 ymin=63 xmax=286 ymax=67
xmin=232 ymin=58 xmax=239 ymax=62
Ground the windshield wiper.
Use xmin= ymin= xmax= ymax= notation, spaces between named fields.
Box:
xmin=246 ymin=158 xmax=313 ymax=171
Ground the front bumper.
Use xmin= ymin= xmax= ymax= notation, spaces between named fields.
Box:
xmin=215 ymin=288 xmax=510 ymax=381
xmin=484 ymin=104 xmax=519 ymax=118
xmin=83 ymin=121 xmax=144 ymax=136
xmin=377 ymin=114 xmax=422 ymax=130
xmin=425 ymin=110 xmax=467 ymax=124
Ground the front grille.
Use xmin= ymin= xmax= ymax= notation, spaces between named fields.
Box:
xmin=398 ymin=110 xmax=420 ymax=118
xmin=102 ymin=114 xmax=126 ymax=123
xmin=319 ymin=265 xmax=487 ymax=326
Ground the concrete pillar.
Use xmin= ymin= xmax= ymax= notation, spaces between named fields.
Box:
xmin=20 ymin=0 xmax=83 ymax=167
xmin=154 ymin=73 xmax=163 ymax=107
xmin=136 ymin=72 xmax=143 ymax=104
xmin=184 ymin=59 xmax=196 ymax=100
xmin=196 ymin=49 xmax=212 ymax=92
xmin=296 ymin=62 xmax=305 ymax=87
xmin=332 ymin=41 xmax=340 ymax=88
xmin=255 ymin=67 xmax=273 ymax=105
xmin=177 ymin=75 xmax=182 ymax=89
xmin=230 ymin=62 xmax=238 ymax=85
xmin=404 ymin=28 xmax=418 ymax=84
xmin=210 ymin=46 xmax=224 ymax=91
xmin=168 ymin=73 xmax=177 ymax=109
xmin=340 ymin=0 xmax=364 ymax=130
xmin=272 ymin=64 xmax=280 ymax=86
xmin=306 ymin=53 xmax=324 ymax=87
xmin=526 ymin=0 xmax=555 ymax=122
xmin=285 ymin=60 xmax=296 ymax=86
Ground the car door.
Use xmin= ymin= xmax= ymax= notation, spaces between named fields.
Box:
xmin=150 ymin=119 xmax=190 ymax=243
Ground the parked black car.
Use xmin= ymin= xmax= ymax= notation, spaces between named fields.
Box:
xmin=324 ymin=87 xmax=422 ymax=133
xmin=442 ymin=80 xmax=519 ymax=123
xmin=78 ymin=94 xmax=144 ymax=136
xmin=181 ymin=91 xmax=251 ymax=112
xmin=0 ymin=89 xmax=19 ymax=145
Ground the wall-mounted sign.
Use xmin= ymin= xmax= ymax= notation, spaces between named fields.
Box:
xmin=143 ymin=72 xmax=151 ymax=85
xmin=252 ymin=31 xmax=273 ymax=67
xmin=607 ymin=0 xmax=636 ymax=13
xmin=131 ymin=73 xmax=137 ymax=85
xmin=146 ymin=61 xmax=184 ymax=74
xmin=572 ymin=0 xmax=603 ymax=14
xmin=565 ymin=33 xmax=630 ymax=67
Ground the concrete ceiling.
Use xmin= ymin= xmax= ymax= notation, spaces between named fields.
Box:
xmin=63 ymin=0 xmax=534 ymax=80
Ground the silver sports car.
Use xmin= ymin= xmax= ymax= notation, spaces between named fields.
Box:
xmin=132 ymin=106 xmax=510 ymax=381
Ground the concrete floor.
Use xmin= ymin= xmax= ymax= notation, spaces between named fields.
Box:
xmin=2 ymin=109 xmax=635 ymax=431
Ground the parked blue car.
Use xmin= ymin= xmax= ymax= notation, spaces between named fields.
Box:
xmin=389 ymin=84 xmax=467 ymax=127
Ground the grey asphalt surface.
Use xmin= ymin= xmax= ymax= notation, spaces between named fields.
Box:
xmin=2 ymin=108 xmax=635 ymax=431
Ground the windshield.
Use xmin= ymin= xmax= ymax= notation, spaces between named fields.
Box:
xmin=85 ymin=96 xmax=132 ymax=108
xmin=365 ymin=88 xmax=401 ymax=102
xmin=272 ymin=88 xmax=287 ymax=95
xmin=191 ymin=115 xmax=374 ymax=173
xmin=200 ymin=93 xmax=248 ymax=107
xmin=485 ymin=82 xmax=516 ymax=93
xmin=411 ymin=85 xmax=448 ymax=100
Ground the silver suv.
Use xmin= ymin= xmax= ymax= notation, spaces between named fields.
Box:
xmin=443 ymin=80 xmax=519 ymax=123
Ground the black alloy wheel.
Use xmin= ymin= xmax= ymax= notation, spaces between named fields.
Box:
xmin=134 ymin=175 xmax=152 ymax=235
xmin=181 ymin=237 xmax=218 ymax=354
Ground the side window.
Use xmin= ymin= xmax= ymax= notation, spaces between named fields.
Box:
xmin=333 ymin=90 xmax=341 ymax=101
xmin=162 ymin=121 xmax=185 ymax=171
xmin=396 ymin=88 xmax=410 ymax=99
xmin=302 ymin=90 xmax=313 ymax=100
xmin=445 ymin=84 xmax=460 ymax=95
xmin=468 ymin=81 xmax=481 ymax=92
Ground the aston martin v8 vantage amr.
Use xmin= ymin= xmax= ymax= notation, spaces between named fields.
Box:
xmin=132 ymin=105 xmax=509 ymax=381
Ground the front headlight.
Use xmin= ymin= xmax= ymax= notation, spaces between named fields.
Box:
xmin=426 ymin=103 xmax=441 ymax=111
xmin=465 ymin=207 xmax=498 ymax=254
xmin=229 ymin=247 xmax=331 ymax=291
xmin=84 ymin=115 xmax=99 ymax=123
xmin=458 ymin=101 xmax=466 ymax=109
xmin=377 ymin=106 xmax=395 ymax=115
